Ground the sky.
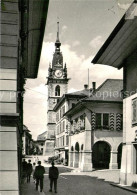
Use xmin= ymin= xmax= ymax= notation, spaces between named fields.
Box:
xmin=24 ymin=0 xmax=134 ymax=140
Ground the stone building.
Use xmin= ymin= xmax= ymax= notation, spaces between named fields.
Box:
xmin=45 ymin=22 xmax=69 ymax=158
xmin=22 ymin=125 xmax=32 ymax=155
xmin=65 ymin=79 xmax=123 ymax=171
xmin=53 ymin=85 xmax=90 ymax=165
xmin=92 ymin=0 xmax=137 ymax=186
xmin=0 ymin=0 xmax=49 ymax=194
xmin=36 ymin=131 xmax=47 ymax=155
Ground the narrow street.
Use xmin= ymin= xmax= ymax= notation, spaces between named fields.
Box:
xmin=42 ymin=175 xmax=135 ymax=195
xmin=21 ymin=166 xmax=136 ymax=195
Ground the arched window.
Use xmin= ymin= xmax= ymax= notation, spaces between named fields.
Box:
xmin=55 ymin=85 xmax=60 ymax=96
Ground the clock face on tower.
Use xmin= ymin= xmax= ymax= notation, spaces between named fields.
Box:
xmin=55 ymin=69 xmax=63 ymax=78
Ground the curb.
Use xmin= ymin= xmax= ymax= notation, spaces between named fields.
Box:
xmin=110 ymin=183 xmax=137 ymax=194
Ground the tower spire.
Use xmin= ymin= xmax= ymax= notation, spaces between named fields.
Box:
xmin=55 ymin=20 xmax=61 ymax=50
xmin=56 ymin=21 xmax=59 ymax=42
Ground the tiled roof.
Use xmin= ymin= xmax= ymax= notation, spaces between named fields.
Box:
xmin=67 ymin=89 xmax=90 ymax=96
xmin=85 ymin=79 xmax=123 ymax=102
xmin=37 ymin=131 xmax=47 ymax=141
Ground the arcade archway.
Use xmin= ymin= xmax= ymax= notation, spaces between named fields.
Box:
xmin=92 ymin=141 xmax=111 ymax=169
xmin=117 ymin=143 xmax=123 ymax=169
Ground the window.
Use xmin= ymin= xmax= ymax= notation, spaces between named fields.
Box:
xmin=55 ymin=85 xmax=60 ymax=96
xmin=72 ymin=103 xmax=75 ymax=108
xmin=132 ymin=98 xmax=137 ymax=125
xmin=96 ymin=113 xmax=101 ymax=128
xmin=63 ymin=120 xmax=65 ymax=132
xmin=62 ymin=106 xmax=65 ymax=115
xmin=56 ymin=112 xmax=59 ymax=122
xmin=103 ymin=113 xmax=109 ymax=129
xmin=96 ymin=113 xmax=109 ymax=130
xmin=66 ymin=135 xmax=69 ymax=145
xmin=63 ymin=135 xmax=65 ymax=146
xmin=56 ymin=125 xmax=59 ymax=135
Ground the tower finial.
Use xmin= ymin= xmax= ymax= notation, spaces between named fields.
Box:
xmin=56 ymin=18 xmax=59 ymax=42
xmin=55 ymin=18 xmax=61 ymax=49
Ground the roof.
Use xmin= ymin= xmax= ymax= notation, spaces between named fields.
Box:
xmin=92 ymin=0 xmax=137 ymax=69
xmin=23 ymin=125 xmax=30 ymax=132
xmin=53 ymin=89 xmax=90 ymax=111
xmin=65 ymin=79 xmax=123 ymax=117
xmin=37 ymin=131 xmax=47 ymax=141
xmin=67 ymin=89 xmax=90 ymax=96
xmin=22 ymin=0 xmax=49 ymax=78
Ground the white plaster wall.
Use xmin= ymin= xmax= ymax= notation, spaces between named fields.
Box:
xmin=70 ymin=132 xmax=85 ymax=150
xmin=94 ymin=131 xmax=123 ymax=151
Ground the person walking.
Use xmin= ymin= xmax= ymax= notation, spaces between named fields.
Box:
xmin=26 ymin=160 xmax=33 ymax=183
xmin=32 ymin=162 xmax=36 ymax=183
xmin=34 ymin=161 xmax=45 ymax=192
xmin=22 ymin=159 xmax=28 ymax=183
xmin=49 ymin=161 xmax=59 ymax=193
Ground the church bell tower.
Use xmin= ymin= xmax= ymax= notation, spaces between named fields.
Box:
xmin=45 ymin=22 xmax=69 ymax=157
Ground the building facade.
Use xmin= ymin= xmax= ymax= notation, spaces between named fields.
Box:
xmin=92 ymin=0 xmax=137 ymax=186
xmin=0 ymin=0 xmax=49 ymax=194
xmin=53 ymin=86 xmax=90 ymax=165
xmin=65 ymin=79 xmax=123 ymax=171
xmin=45 ymin=22 xmax=69 ymax=158
xmin=22 ymin=125 xmax=32 ymax=155
xmin=36 ymin=131 xmax=47 ymax=155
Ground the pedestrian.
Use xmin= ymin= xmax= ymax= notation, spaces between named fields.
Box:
xmin=22 ymin=159 xmax=27 ymax=183
xmin=26 ymin=159 xmax=33 ymax=183
xmin=49 ymin=161 xmax=59 ymax=193
xmin=34 ymin=161 xmax=45 ymax=192
xmin=32 ymin=162 xmax=36 ymax=183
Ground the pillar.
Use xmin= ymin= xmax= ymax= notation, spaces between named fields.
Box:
xmin=80 ymin=150 xmax=93 ymax=171
xmin=73 ymin=152 xmax=79 ymax=168
xmin=109 ymin=151 xmax=118 ymax=169
xmin=69 ymin=151 xmax=74 ymax=167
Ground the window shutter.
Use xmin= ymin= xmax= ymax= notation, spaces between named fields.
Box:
xmin=110 ymin=113 xmax=114 ymax=130
xmin=91 ymin=112 xmax=96 ymax=130
xmin=132 ymin=99 xmax=137 ymax=124
xmin=116 ymin=113 xmax=122 ymax=131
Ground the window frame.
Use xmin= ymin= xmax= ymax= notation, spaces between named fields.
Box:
xmin=132 ymin=98 xmax=137 ymax=126
xmin=96 ymin=113 xmax=110 ymax=130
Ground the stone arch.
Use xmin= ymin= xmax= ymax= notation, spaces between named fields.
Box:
xmin=75 ymin=142 xmax=80 ymax=152
xmin=117 ymin=143 xmax=123 ymax=169
xmin=74 ymin=142 xmax=80 ymax=168
xmin=81 ymin=144 xmax=84 ymax=151
xmin=71 ymin=146 xmax=74 ymax=151
xmin=55 ymin=85 xmax=60 ymax=96
xmin=92 ymin=141 xmax=111 ymax=169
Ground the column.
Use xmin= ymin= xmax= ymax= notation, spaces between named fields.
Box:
xmin=109 ymin=151 xmax=118 ymax=169
xmin=69 ymin=151 xmax=74 ymax=167
xmin=81 ymin=150 xmax=93 ymax=171
xmin=73 ymin=152 xmax=79 ymax=168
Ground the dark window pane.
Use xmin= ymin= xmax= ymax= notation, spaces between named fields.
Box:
xmin=96 ymin=113 xmax=101 ymax=128
xmin=103 ymin=113 xmax=109 ymax=128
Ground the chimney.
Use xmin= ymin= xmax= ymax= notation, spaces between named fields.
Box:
xmin=84 ymin=84 xmax=88 ymax=90
xmin=92 ymin=82 xmax=96 ymax=91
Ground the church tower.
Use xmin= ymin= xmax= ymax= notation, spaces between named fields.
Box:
xmin=45 ymin=22 xmax=69 ymax=157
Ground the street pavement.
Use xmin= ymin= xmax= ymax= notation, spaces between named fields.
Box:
xmin=21 ymin=166 xmax=136 ymax=195
xmin=21 ymin=174 xmax=136 ymax=195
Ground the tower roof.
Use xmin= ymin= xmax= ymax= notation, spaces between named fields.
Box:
xmin=55 ymin=21 xmax=61 ymax=50
xmin=52 ymin=21 xmax=63 ymax=68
